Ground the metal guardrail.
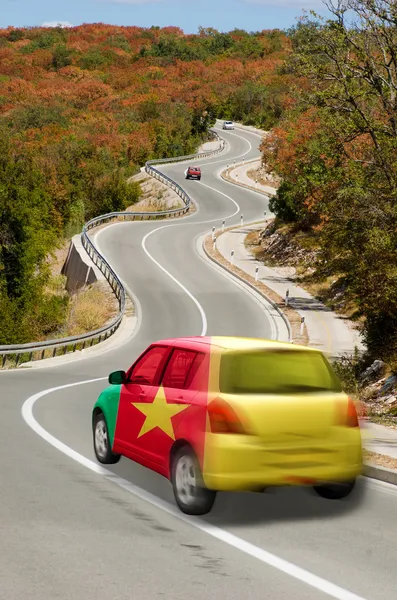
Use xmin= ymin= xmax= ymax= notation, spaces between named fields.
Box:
xmin=0 ymin=129 xmax=226 ymax=369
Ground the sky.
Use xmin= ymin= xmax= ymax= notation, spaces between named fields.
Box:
xmin=2 ymin=0 xmax=332 ymax=33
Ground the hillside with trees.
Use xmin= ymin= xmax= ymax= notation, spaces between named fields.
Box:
xmin=261 ymin=0 xmax=397 ymax=367
xmin=0 ymin=24 xmax=291 ymax=345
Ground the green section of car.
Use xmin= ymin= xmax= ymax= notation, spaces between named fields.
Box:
xmin=93 ymin=385 xmax=122 ymax=450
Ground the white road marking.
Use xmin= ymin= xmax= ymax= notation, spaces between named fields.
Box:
xmin=138 ymin=180 xmax=246 ymax=336
xmin=141 ymin=225 xmax=208 ymax=336
xmin=94 ymin=180 xmax=243 ymax=339
xmin=196 ymin=181 xmax=241 ymax=215
xmin=22 ymin=377 xmax=368 ymax=600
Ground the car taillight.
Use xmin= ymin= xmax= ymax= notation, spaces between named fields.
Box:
xmin=337 ymin=397 xmax=359 ymax=427
xmin=207 ymin=398 xmax=247 ymax=434
xmin=347 ymin=397 xmax=359 ymax=427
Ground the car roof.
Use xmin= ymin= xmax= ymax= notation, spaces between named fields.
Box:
xmin=189 ymin=166 xmax=201 ymax=170
xmin=152 ymin=336 xmax=319 ymax=354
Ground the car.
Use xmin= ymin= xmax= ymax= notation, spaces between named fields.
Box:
xmin=222 ymin=120 xmax=234 ymax=130
xmin=186 ymin=166 xmax=201 ymax=180
xmin=92 ymin=336 xmax=363 ymax=516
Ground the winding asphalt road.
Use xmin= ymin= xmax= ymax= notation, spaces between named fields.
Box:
xmin=1 ymin=123 xmax=397 ymax=600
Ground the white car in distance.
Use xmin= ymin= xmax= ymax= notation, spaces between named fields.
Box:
xmin=222 ymin=121 xmax=234 ymax=130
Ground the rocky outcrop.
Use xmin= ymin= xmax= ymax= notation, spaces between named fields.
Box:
xmin=360 ymin=361 xmax=397 ymax=415
xmin=258 ymin=222 xmax=319 ymax=270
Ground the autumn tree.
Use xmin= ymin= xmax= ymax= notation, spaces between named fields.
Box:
xmin=266 ymin=0 xmax=397 ymax=358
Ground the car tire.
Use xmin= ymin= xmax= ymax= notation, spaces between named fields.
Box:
xmin=171 ymin=445 xmax=216 ymax=515
xmin=313 ymin=479 xmax=356 ymax=500
xmin=198 ymin=177 xmax=201 ymax=181
xmin=93 ymin=412 xmax=121 ymax=465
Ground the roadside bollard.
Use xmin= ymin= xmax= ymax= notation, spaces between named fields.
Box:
xmin=300 ymin=316 xmax=305 ymax=336
xmin=231 ymin=250 xmax=235 ymax=265
xmin=264 ymin=210 xmax=267 ymax=220
xmin=285 ymin=289 xmax=290 ymax=306
xmin=222 ymin=219 xmax=225 ymax=232
xmin=212 ymin=226 xmax=215 ymax=240
xmin=240 ymin=214 xmax=244 ymax=226
xmin=255 ymin=266 xmax=259 ymax=282
xmin=213 ymin=236 xmax=217 ymax=250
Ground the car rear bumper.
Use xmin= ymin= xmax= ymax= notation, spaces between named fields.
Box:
xmin=202 ymin=432 xmax=363 ymax=491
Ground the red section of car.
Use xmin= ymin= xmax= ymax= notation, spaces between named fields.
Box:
xmin=113 ymin=337 xmax=213 ymax=478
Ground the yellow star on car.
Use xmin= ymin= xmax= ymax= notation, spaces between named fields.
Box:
xmin=132 ymin=386 xmax=190 ymax=440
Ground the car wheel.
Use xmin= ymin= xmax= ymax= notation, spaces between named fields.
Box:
xmin=313 ymin=479 xmax=356 ymax=499
xmin=93 ymin=412 xmax=121 ymax=464
xmin=171 ymin=445 xmax=216 ymax=515
xmin=198 ymin=177 xmax=201 ymax=181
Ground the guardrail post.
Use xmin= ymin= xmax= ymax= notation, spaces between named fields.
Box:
xmin=300 ymin=316 xmax=305 ymax=336
xmin=231 ymin=250 xmax=235 ymax=265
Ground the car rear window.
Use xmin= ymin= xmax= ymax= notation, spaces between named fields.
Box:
xmin=190 ymin=166 xmax=200 ymax=171
xmin=161 ymin=348 xmax=197 ymax=389
xmin=219 ymin=349 xmax=342 ymax=394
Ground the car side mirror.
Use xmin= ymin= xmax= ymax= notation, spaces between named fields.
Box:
xmin=108 ymin=370 xmax=126 ymax=385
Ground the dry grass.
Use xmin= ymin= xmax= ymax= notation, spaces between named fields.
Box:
xmin=364 ymin=449 xmax=397 ymax=470
xmin=65 ymin=281 xmax=119 ymax=336
xmin=204 ymin=231 xmax=309 ymax=346
xmin=127 ymin=171 xmax=189 ymax=213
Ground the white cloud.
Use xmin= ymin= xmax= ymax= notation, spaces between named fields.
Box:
xmin=41 ymin=21 xmax=74 ymax=28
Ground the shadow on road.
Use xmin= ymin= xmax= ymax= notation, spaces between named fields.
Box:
xmin=110 ymin=458 xmax=368 ymax=527
xmin=204 ymin=479 xmax=368 ymax=527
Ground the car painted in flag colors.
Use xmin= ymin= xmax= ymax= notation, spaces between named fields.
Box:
xmin=92 ymin=336 xmax=363 ymax=515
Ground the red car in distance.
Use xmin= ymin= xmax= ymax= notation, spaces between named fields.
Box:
xmin=186 ymin=166 xmax=201 ymax=180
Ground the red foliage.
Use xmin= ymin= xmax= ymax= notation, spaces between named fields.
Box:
xmin=0 ymin=24 xmax=291 ymax=167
